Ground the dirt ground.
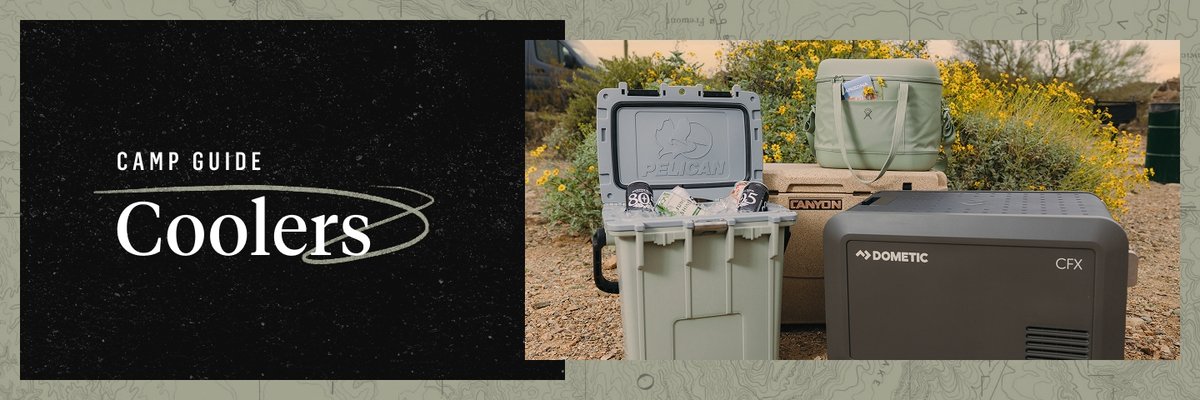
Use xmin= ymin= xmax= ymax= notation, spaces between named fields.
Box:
xmin=525 ymin=156 xmax=1181 ymax=361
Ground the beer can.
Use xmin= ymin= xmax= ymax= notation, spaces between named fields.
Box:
xmin=625 ymin=181 xmax=656 ymax=213
xmin=736 ymin=181 xmax=769 ymax=212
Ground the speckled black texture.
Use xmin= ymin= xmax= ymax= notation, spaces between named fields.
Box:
xmin=21 ymin=21 xmax=564 ymax=379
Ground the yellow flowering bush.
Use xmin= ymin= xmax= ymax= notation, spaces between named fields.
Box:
xmin=539 ymin=135 xmax=602 ymax=234
xmin=723 ymin=40 xmax=928 ymax=163
xmin=639 ymin=50 xmax=705 ymax=87
xmin=940 ymin=60 xmax=1148 ymax=217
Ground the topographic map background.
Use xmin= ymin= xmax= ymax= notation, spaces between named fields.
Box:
xmin=0 ymin=0 xmax=1197 ymax=398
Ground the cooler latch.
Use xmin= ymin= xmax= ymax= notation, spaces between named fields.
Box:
xmin=692 ymin=219 xmax=730 ymax=233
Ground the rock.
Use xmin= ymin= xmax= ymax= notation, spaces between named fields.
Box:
xmin=604 ymin=259 xmax=617 ymax=270
xmin=1128 ymin=316 xmax=1146 ymax=329
xmin=533 ymin=301 xmax=552 ymax=309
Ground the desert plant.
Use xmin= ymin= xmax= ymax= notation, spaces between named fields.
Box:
xmin=940 ymin=60 xmax=1148 ymax=217
xmin=535 ymin=132 xmax=601 ymax=234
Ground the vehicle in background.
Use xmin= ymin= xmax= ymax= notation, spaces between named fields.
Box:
xmin=525 ymin=40 xmax=599 ymax=110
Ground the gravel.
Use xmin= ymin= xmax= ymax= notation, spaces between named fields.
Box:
xmin=1118 ymin=180 xmax=1181 ymax=360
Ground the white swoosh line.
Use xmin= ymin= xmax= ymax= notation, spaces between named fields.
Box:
xmin=94 ymin=185 xmax=434 ymax=265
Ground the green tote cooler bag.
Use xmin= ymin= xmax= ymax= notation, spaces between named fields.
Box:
xmin=804 ymin=58 xmax=954 ymax=182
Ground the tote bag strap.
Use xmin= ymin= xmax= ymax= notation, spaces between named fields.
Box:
xmin=834 ymin=80 xmax=908 ymax=184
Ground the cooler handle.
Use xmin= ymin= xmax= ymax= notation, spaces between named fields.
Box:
xmin=783 ymin=226 xmax=792 ymax=251
xmin=592 ymin=228 xmax=619 ymax=294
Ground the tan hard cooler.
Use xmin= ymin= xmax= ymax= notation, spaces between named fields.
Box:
xmin=762 ymin=163 xmax=947 ymax=324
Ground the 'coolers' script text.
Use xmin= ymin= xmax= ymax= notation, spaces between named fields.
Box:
xmin=97 ymin=186 xmax=434 ymax=265
xmin=117 ymin=196 xmax=371 ymax=257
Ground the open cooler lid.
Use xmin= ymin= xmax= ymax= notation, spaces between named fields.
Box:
xmin=595 ymin=82 xmax=764 ymax=203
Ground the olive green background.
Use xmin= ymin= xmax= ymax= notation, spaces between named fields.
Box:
xmin=1 ymin=0 xmax=1194 ymax=398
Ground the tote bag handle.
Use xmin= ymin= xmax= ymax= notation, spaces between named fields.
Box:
xmin=834 ymin=79 xmax=908 ymax=184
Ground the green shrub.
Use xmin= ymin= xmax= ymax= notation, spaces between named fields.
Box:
xmin=948 ymin=111 xmax=1079 ymax=191
xmin=759 ymin=94 xmax=813 ymax=163
xmin=539 ymin=131 xmax=601 ymax=234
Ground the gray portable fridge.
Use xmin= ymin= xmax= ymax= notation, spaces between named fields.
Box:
xmin=824 ymin=191 xmax=1137 ymax=360
xmin=590 ymin=83 xmax=796 ymax=360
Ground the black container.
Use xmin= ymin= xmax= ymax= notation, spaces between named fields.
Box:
xmin=737 ymin=181 xmax=769 ymax=212
xmin=1146 ymin=103 xmax=1179 ymax=184
xmin=624 ymin=181 xmax=656 ymax=212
